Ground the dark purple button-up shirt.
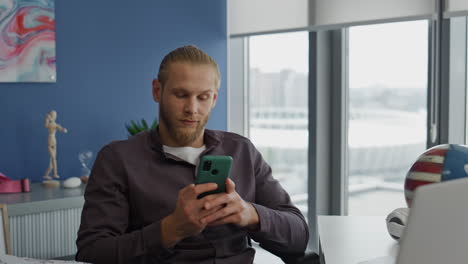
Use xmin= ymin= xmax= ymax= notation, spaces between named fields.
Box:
xmin=76 ymin=129 xmax=308 ymax=263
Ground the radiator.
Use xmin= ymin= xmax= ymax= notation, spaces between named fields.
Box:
xmin=9 ymin=207 xmax=82 ymax=259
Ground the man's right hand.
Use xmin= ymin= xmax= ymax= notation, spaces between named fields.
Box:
xmin=161 ymin=183 xmax=221 ymax=248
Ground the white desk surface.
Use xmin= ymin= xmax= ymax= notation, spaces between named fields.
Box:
xmin=318 ymin=216 xmax=399 ymax=264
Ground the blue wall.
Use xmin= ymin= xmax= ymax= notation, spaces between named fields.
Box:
xmin=0 ymin=0 xmax=227 ymax=182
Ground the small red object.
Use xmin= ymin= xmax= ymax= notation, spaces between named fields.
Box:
xmin=0 ymin=172 xmax=30 ymax=193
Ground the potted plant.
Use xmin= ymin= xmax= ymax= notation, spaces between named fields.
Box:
xmin=125 ymin=118 xmax=158 ymax=136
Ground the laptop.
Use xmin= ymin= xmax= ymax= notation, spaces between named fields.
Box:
xmin=396 ymin=177 xmax=468 ymax=264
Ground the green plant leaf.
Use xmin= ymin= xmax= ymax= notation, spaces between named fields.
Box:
xmin=125 ymin=124 xmax=136 ymax=136
xmin=126 ymin=118 xmax=158 ymax=136
xmin=151 ymin=119 xmax=158 ymax=129
xmin=142 ymin=119 xmax=149 ymax=130
xmin=130 ymin=120 xmax=140 ymax=132
xmin=130 ymin=120 xmax=136 ymax=127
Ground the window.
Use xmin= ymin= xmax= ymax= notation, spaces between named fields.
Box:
xmin=346 ymin=21 xmax=429 ymax=215
xmin=229 ymin=2 xmax=468 ymax=254
xmin=248 ymin=32 xmax=309 ymax=215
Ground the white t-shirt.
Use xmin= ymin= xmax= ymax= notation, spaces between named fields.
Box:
xmin=162 ymin=145 xmax=206 ymax=165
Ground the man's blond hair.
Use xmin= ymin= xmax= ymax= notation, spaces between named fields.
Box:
xmin=157 ymin=45 xmax=221 ymax=90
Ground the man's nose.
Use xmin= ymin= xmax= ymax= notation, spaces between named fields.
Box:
xmin=184 ymin=97 xmax=198 ymax=114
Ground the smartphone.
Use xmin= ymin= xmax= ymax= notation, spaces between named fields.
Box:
xmin=195 ymin=155 xmax=233 ymax=198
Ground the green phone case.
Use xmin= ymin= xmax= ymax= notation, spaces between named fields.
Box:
xmin=196 ymin=155 xmax=233 ymax=198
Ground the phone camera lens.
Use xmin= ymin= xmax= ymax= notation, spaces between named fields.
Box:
xmin=211 ymin=169 xmax=219 ymax=175
xmin=203 ymin=160 xmax=212 ymax=171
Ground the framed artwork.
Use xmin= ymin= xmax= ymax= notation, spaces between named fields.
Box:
xmin=0 ymin=0 xmax=56 ymax=82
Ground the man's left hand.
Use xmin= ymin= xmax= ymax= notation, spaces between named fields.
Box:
xmin=200 ymin=178 xmax=259 ymax=230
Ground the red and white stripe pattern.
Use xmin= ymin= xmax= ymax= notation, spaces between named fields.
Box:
xmin=404 ymin=145 xmax=449 ymax=206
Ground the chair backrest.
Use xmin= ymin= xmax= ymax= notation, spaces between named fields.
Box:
xmin=0 ymin=204 xmax=11 ymax=255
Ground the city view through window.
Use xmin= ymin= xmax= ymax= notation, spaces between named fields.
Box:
xmin=248 ymin=32 xmax=309 ymax=264
xmin=249 ymin=32 xmax=309 ymax=215
xmin=248 ymin=21 xmax=429 ymax=218
xmin=347 ymin=21 xmax=428 ymax=215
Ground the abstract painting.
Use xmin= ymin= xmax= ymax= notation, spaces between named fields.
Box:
xmin=0 ymin=0 xmax=55 ymax=82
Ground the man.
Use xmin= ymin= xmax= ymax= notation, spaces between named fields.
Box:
xmin=76 ymin=45 xmax=309 ymax=264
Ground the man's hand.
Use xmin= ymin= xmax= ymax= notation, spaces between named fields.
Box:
xmin=161 ymin=183 xmax=222 ymax=248
xmin=200 ymin=179 xmax=260 ymax=230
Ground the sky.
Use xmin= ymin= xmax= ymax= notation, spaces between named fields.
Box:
xmin=249 ymin=31 xmax=309 ymax=74
xmin=249 ymin=20 xmax=429 ymax=89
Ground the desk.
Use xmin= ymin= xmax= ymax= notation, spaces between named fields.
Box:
xmin=0 ymin=183 xmax=85 ymax=259
xmin=318 ymin=216 xmax=399 ymax=264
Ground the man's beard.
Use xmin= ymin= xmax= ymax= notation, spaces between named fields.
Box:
xmin=159 ymin=101 xmax=210 ymax=146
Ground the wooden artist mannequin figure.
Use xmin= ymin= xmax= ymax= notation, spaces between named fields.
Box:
xmin=44 ymin=110 xmax=68 ymax=181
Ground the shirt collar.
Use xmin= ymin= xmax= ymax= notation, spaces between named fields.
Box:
xmin=149 ymin=126 xmax=222 ymax=154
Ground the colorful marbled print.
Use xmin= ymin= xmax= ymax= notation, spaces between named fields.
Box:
xmin=0 ymin=0 xmax=55 ymax=82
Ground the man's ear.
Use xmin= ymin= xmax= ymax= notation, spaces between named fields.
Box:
xmin=211 ymin=91 xmax=218 ymax=109
xmin=152 ymin=79 xmax=162 ymax=103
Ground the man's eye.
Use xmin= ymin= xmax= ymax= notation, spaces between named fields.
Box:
xmin=199 ymin=95 xmax=209 ymax=100
xmin=175 ymin=93 xmax=186 ymax=98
